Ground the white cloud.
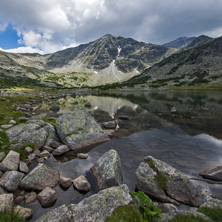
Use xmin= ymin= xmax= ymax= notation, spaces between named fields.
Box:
xmin=3 ymin=46 xmax=44 ymax=54
xmin=0 ymin=22 xmax=7 ymax=32
xmin=0 ymin=0 xmax=222 ymax=53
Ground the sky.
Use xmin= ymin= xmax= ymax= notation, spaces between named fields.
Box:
xmin=0 ymin=0 xmax=222 ymax=54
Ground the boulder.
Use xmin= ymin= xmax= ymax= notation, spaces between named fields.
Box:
xmin=91 ymin=149 xmax=123 ymax=190
xmin=135 ymin=156 xmax=202 ymax=207
xmin=199 ymin=166 xmax=222 ymax=181
xmin=37 ymin=187 xmax=57 ymax=207
xmin=56 ymin=107 xmax=109 ymax=150
xmin=36 ymin=184 xmax=131 ymax=222
xmin=27 ymin=120 xmax=58 ymax=147
xmin=0 ymin=194 xmax=14 ymax=211
xmin=52 ymin=145 xmax=69 ymax=156
xmin=0 ymin=171 xmax=24 ymax=192
xmin=14 ymin=205 xmax=33 ymax=220
xmin=0 ymin=150 xmax=20 ymax=172
xmin=60 ymin=176 xmax=73 ymax=189
xmin=20 ymin=163 xmax=60 ymax=191
xmin=5 ymin=124 xmax=48 ymax=149
xmin=19 ymin=161 xmax=29 ymax=173
xmin=73 ymin=175 xmax=91 ymax=192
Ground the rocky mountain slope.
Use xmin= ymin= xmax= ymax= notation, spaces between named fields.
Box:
xmin=114 ymin=35 xmax=222 ymax=90
xmin=163 ymin=37 xmax=196 ymax=48
xmin=0 ymin=35 xmax=177 ymax=88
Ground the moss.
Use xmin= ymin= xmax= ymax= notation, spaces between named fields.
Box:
xmin=23 ymin=142 xmax=35 ymax=148
xmin=198 ymin=207 xmax=222 ymax=221
xmin=105 ymin=205 xmax=142 ymax=222
xmin=168 ymin=214 xmax=211 ymax=222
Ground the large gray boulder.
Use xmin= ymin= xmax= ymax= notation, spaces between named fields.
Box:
xmin=91 ymin=149 xmax=123 ymax=190
xmin=35 ymin=184 xmax=132 ymax=222
xmin=5 ymin=124 xmax=48 ymax=149
xmin=135 ymin=156 xmax=202 ymax=207
xmin=0 ymin=194 xmax=14 ymax=211
xmin=0 ymin=171 xmax=24 ymax=192
xmin=0 ymin=150 xmax=20 ymax=172
xmin=56 ymin=107 xmax=109 ymax=150
xmin=20 ymin=163 xmax=60 ymax=191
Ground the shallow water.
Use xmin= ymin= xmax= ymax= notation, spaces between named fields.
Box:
xmin=29 ymin=91 xmax=222 ymax=221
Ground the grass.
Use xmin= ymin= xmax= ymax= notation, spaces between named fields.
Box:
xmin=167 ymin=83 xmax=222 ymax=91
xmin=168 ymin=214 xmax=211 ymax=222
xmin=198 ymin=207 xmax=222 ymax=221
xmin=0 ymin=209 xmax=25 ymax=222
xmin=105 ymin=205 xmax=143 ymax=222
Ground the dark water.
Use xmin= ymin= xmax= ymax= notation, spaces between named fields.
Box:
xmin=30 ymin=91 xmax=222 ymax=221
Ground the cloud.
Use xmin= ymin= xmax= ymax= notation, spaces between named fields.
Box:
xmin=0 ymin=0 xmax=222 ymax=53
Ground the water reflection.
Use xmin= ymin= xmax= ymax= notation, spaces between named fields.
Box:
xmin=30 ymin=91 xmax=222 ymax=221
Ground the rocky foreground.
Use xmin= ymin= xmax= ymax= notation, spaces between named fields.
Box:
xmin=0 ymin=104 xmax=222 ymax=221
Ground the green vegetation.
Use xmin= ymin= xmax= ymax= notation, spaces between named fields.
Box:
xmin=168 ymin=83 xmax=222 ymax=91
xmin=0 ymin=209 xmax=25 ymax=222
xmin=105 ymin=205 xmax=143 ymax=222
xmin=130 ymin=191 xmax=162 ymax=222
xmin=198 ymin=207 xmax=222 ymax=221
xmin=23 ymin=142 xmax=35 ymax=148
xmin=168 ymin=214 xmax=211 ymax=222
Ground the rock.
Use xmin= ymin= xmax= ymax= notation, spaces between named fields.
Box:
xmin=56 ymin=107 xmax=109 ymax=150
xmin=9 ymin=120 xmax=16 ymax=124
xmin=101 ymin=120 xmax=118 ymax=129
xmin=36 ymin=157 xmax=44 ymax=163
xmin=0 ymin=171 xmax=2 ymax=177
xmin=0 ymin=171 xmax=24 ymax=192
xmin=28 ymin=153 xmax=36 ymax=161
xmin=25 ymin=192 xmax=37 ymax=205
xmin=27 ymin=120 xmax=58 ymax=147
xmin=4 ymin=116 xmax=14 ymax=120
xmin=20 ymin=163 xmax=60 ymax=191
xmin=0 ymin=194 xmax=14 ymax=211
xmin=9 ymin=143 xmax=24 ymax=150
xmin=84 ymin=102 xmax=91 ymax=108
xmin=0 ymin=124 xmax=13 ymax=129
xmin=91 ymin=149 xmax=123 ymax=190
xmin=118 ymin=116 xmax=129 ymax=120
xmin=179 ymin=211 xmax=211 ymax=221
xmin=0 ymin=129 xmax=4 ymax=132
xmin=156 ymin=203 xmax=178 ymax=214
xmin=24 ymin=147 xmax=33 ymax=154
xmin=35 ymin=204 xmax=73 ymax=222
xmin=73 ymin=175 xmax=91 ymax=192
xmin=14 ymin=205 xmax=33 ymax=220
xmin=52 ymin=145 xmax=69 ymax=156
xmin=39 ymin=150 xmax=51 ymax=158
xmin=50 ymin=104 xmax=60 ymax=113
xmin=0 ymin=150 xmax=20 ymax=172
xmin=135 ymin=156 xmax=202 ymax=207
xmin=0 ymin=186 xmax=7 ymax=195
xmin=36 ymin=184 xmax=131 ymax=222
xmin=19 ymin=161 xmax=29 ymax=173
xmin=199 ymin=166 xmax=222 ymax=181
xmin=43 ymin=146 xmax=54 ymax=153
xmin=51 ymin=140 xmax=61 ymax=148
xmin=37 ymin=187 xmax=58 ymax=207
xmin=18 ymin=116 xmax=29 ymax=122
xmin=200 ymin=199 xmax=222 ymax=209
xmin=171 ymin=107 xmax=177 ymax=114
xmin=5 ymin=124 xmax=48 ymax=149
xmin=77 ymin=153 xmax=89 ymax=159
xmin=60 ymin=176 xmax=73 ymax=189
xmin=15 ymin=196 xmax=25 ymax=204
xmin=0 ymin=152 xmax=5 ymax=161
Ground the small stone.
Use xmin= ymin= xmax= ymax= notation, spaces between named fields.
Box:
xmin=15 ymin=196 xmax=25 ymax=204
xmin=52 ymin=145 xmax=69 ymax=156
xmin=43 ymin=146 xmax=54 ymax=153
xmin=34 ymin=149 xmax=41 ymax=155
xmin=60 ymin=176 xmax=73 ymax=189
xmin=36 ymin=157 xmax=44 ymax=163
xmin=171 ymin=107 xmax=177 ymax=114
xmin=37 ymin=187 xmax=58 ymax=207
xmin=101 ymin=120 xmax=118 ymax=129
xmin=25 ymin=192 xmax=37 ymax=205
xmin=39 ymin=150 xmax=51 ymax=158
xmin=9 ymin=120 xmax=16 ymax=124
xmin=73 ymin=175 xmax=91 ymax=192
xmin=14 ymin=205 xmax=33 ymax=220
xmin=28 ymin=153 xmax=36 ymax=161
xmin=19 ymin=161 xmax=29 ymax=173
xmin=0 ymin=124 xmax=13 ymax=129
xmin=0 ymin=150 xmax=20 ymax=172
xmin=51 ymin=141 xmax=61 ymax=148
xmin=77 ymin=153 xmax=89 ymax=159
xmin=50 ymin=104 xmax=60 ymax=113
xmin=4 ymin=117 xmax=14 ymax=120
xmin=25 ymin=147 xmax=33 ymax=154
xmin=0 ymin=194 xmax=14 ymax=211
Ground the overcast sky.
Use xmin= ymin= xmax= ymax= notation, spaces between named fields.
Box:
xmin=0 ymin=0 xmax=222 ymax=54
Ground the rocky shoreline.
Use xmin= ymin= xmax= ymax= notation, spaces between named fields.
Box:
xmin=0 ymin=91 xmax=222 ymax=221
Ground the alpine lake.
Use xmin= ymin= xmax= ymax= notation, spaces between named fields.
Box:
xmin=26 ymin=90 xmax=222 ymax=221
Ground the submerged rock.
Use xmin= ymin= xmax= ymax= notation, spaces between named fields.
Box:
xmin=91 ymin=149 xmax=123 ymax=190
xmin=0 ymin=150 xmax=20 ymax=172
xmin=56 ymin=107 xmax=109 ymax=150
xmin=36 ymin=184 xmax=131 ymax=222
xmin=135 ymin=156 xmax=202 ymax=207
xmin=20 ymin=163 xmax=60 ymax=191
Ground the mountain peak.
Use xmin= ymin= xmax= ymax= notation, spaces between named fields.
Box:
xmin=163 ymin=37 xmax=196 ymax=48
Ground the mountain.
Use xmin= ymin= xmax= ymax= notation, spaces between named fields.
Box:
xmin=163 ymin=37 xmax=196 ymax=48
xmin=111 ymin=35 xmax=222 ymax=90
xmin=0 ymin=34 xmax=177 ymax=88
xmin=185 ymin=35 xmax=213 ymax=49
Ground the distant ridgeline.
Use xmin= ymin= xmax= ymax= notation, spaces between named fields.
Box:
xmin=0 ymin=34 xmax=222 ymax=89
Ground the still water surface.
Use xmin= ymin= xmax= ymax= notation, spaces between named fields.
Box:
xmin=30 ymin=91 xmax=222 ymax=220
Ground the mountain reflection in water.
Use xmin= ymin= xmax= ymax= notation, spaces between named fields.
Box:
xmin=30 ymin=91 xmax=222 ymax=221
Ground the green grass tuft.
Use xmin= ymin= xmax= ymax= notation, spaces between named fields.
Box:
xmin=198 ymin=207 xmax=222 ymax=221
xmin=0 ymin=209 xmax=25 ymax=222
